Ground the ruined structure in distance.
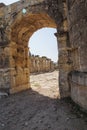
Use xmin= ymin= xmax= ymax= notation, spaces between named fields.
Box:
xmin=29 ymin=55 xmax=57 ymax=73
xmin=0 ymin=0 xmax=87 ymax=111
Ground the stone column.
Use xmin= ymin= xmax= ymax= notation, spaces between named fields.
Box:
xmin=39 ymin=57 xmax=43 ymax=73
xmin=30 ymin=55 xmax=35 ymax=73
xmin=35 ymin=55 xmax=40 ymax=73
xmin=34 ymin=57 xmax=37 ymax=73
xmin=42 ymin=57 xmax=46 ymax=72
xmin=9 ymin=43 xmax=30 ymax=94
xmin=55 ymin=30 xmax=72 ymax=97
xmin=50 ymin=61 xmax=55 ymax=71
xmin=46 ymin=58 xmax=51 ymax=72
xmin=33 ymin=56 xmax=35 ymax=73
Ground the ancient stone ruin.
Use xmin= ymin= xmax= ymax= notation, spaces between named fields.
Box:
xmin=0 ymin=0 xmax=87 ymax=111
xmin=29 ymin=54 xmax=57 ymax=74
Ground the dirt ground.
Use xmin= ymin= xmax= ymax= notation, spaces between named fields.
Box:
xmin=0 ymin=71 xmax=87 ymax=130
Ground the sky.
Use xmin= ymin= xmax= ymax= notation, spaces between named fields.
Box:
xmin=29 ymin=28 xmax=58 ymax=62
xmin=1 ymin=0 xmax=19 ymax=5
xmin=1 ymin=0 xmax=58 ymax=62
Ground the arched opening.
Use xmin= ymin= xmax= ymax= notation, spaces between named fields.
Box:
xmin=29 ymin=28 xmax=59 ymax=98
xmin=29 ymin=28 xmax=58 ymax=63
xmin=10 ymin=13 xmax=59 ymax=94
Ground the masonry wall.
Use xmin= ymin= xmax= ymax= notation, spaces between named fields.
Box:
xmin=67 ymin=0 xmax=87 ymax=111
xmin=55 ymin=1 xmax=73 ymax=98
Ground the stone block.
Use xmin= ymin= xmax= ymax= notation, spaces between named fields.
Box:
xmin=70 ymin=71 xmax=87 ymax=111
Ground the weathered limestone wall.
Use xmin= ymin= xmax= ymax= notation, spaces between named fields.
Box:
xmin=0 ymin=5 xmax=30 ymax=93
xmin=0 ymin=42 xmax=30 ymax=94
xmin=67 ymin=0 xmax=87 ymax=111
xmin=55 ymin=1 xmax=73 ymax=98
xmin=0 ymin=0 xmax=58 ymax=94
xmin=69 ymin=71 xmax=87 ymax=111
xmin=0 ymin=0 xmax=73 ymax=98
xmin=9 ymin=44 xmax=30 ymax=94
xmin=29 ymin=55 xmax=57 ymax=74
xmin=0 ymin=9 xmax=11 ymax=92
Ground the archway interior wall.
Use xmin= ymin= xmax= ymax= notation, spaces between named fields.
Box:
xmin=9 ymin=13 xmax=57 ymax=93
xmin=8 ymin=42 xmax=30 ymax=94
xmin=54 ymin=1 xmax=73 ymax=97
xmin=67 ymin=0 xmax=87 ymax=111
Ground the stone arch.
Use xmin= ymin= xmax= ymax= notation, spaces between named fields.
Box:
xmin=0 ymin=0 xmax=87 ymax=111
xmin=9 ymin=13 xmax=57 ymax=93
xmin=11 ymin=13 xmax=57 ymax=45
xmin=0 ymin=0 xmax=71 ymax=98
